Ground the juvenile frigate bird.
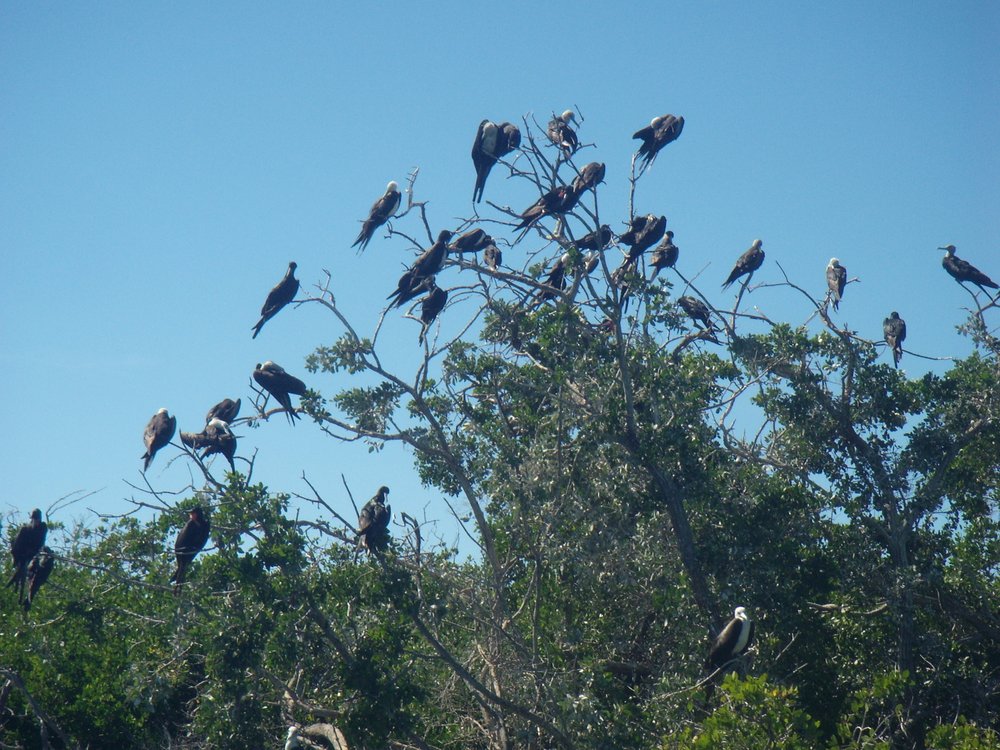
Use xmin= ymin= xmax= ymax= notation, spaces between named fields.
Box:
xmin=722 ymin=239 xmax=765 ymax=289
xmin=826 ymin=258 xmax=847 ymax=311
xmin=387 ymin=230 xmax=453 ymax=308
xmin=23 ymin=546 xmax=54 ymax=612
xmin=205 ymin=397 xmax=240 ymax=425
xmin=547 ymin=109 xmax=579 ymax=156
xmin=6 ymin=509 xmax=47 ymax=605
xmin=883 ymin=312 xmax=906 ymax=368
xmin=678 ymin=296 xmax=715 ymax=331
xmin=633 ymin=114 xmax=684 ymax=169
xmin=576 ymin=225 xmax=613 ymax=252
xmin=170 ymin=506 xmax=211 ymax=594
xmin=180 ymin=419 xmax=237 ymax=472
xmin=571 ymin=162 xmax=606 ymax=195
xmin=938 ymin=245 xmax=998 ymax=293
xmin=449 ymin=228 xmax=493 ymax=254
xmin=352 ymin=181 xmax=401 ymax=253
xmin=418 ymin=282 xmax=448 ymax=345
xmin=515 ymin=185 xmax=578 ymax=230
xmin=251 ymin=262 xmax=299 ymax=339
xmin=650 ymin=231 xmax=679 ymax=279
xmin=531 ymin=253 xmax=571 ymax=308
xmin=142 ymin=408 xmax=177 ymax=471
xmin=253 ymin=361 xmax=307 ymax=423
xmin=471 ymin=120 xmax=521 ymax=203
xmin=357 ymin=486 xmax=391 ymax=554
xmin=620 ymin=214 xmax=667 ymax=261
xmin=705 ymin=606 xmax=755 ymax=671
xmin=483 ymin=242 xmax=502 ymax=270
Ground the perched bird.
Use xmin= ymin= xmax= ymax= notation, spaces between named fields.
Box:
xmin=678 ymin=295 xmax=715 ymax=331
xmin=6 ymin=509 xmax=47 ymax=605
xmin=471 ymin=120 xmax=521 ymax=203
xmin=576 ymin=224 xmax=613 ymax=252
xmin=170 ymin=506 xmax=211 ymax=594
xmin=357 ymin=486 xmax=391 ymax=554
xmin=23 ymin=546 xmax=54 ymax=612
xmin=253 ymin=361 xmax=307 ymax=423
xmin=418 ymin=282 xmax=448 ymax=345
xmin=352 ymin=181 xmax=401 ymax=253
xmin=705 ymin=606 xmax=755 ymax=671
xmin=547 ymin=109 xmax=579 ymax=156
xmin=387 ymin=230 xmax=454 ymax=308
xmin=205 ymin=397 xmax=241 ymax=425
xmin=633 ymin=114 xmax=684 ymax=169
xmin=722 ymin=239 xmax=765 ymax=289
xmin=285 ymin=726 xmax=302 ymax=750
xmin=515 ymin=186 xmax=578 ymax=230
xmin=826 ymin=258 xmax=847 ymax=311
xmin=180 ymin=419 xmax=237 ymax=472
xmin=611 ymin=257 xmax=640 ymax=312
xmin=939 ymin=245 xmax=998 ymax=293
xmin=483 ymin=242 xmax=502 ymax=271
xmin=449 ymin=228 xmax=493 ymax=254
xmin=142 ymin=408 xmax=177 ymax=471
xmin=531 ymin=253 xmax=571 ymax=307
xmin=620 ymin=214 xmax=667 ymax=261
xmin=571 ymin=162 xmax=606 ymax=195
xmin=251 ymin=262 xmax=299 ymax=339
xmin=650 ymin=231 xmax=679 ymax=279
xmin=883 ymin=312 xmax=906 ymax=368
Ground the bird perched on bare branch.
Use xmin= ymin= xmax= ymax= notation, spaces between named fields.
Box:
xmin=449 ymin=228 xmax=493 ymax=254
xmin=826 ymin=258 xmax=847 ymax=311
xmin=170 ymin=506 xmax=211 ymax=594
xmin=6 ymin=509 xmax=47 ymax=606
xmin=722 ymin=239 xmax=765 ymax=289
xmin=633 ymin=114 xmax=684 ymax=170
xmin=547 ymin=109 xmax=579 ymax=156
xmin=576 ymin=225 xmax=613 ymax=253
xmin=571 ymin=162 xmax=605 ymax=196
xmin=515 ymin=186 xmax=579 ymax=231
xmin=352 ymin=181 xmax=401 ymax=253
xmin=483 ymin=242 xmax=502 ymax=271
xmin=530 ymin=253 xmax=571 ymax=308
xmin=938 ymin=245 xmax=998 ymax=293
xmin=181 ymin=419 xmax=237 ymax=472
xmin=205 ymin=397 xmax=240 ymax=425
xmin=23 ymin=546 xmax=54 ymax=612
xmin=357 ymin=486 xmax=391 ymax=554
xmin=141 ymin=408 xmax=176 ymax=471
xmin=387 ymin=230 xmax=453 ymax=308
xmin=883 ymin=312 xmax=906 ymax=368
xmin=650 ymin=231 xmax=679 ymax=279
xmin=418 ymin=282 xmax=448 ymax=345
xmin=471 ymin=120 xmax=520 ymax=203
xmin=253 ymin=361 xmax=307 ymax=423
xmin=620 ymin=214 xmax=667 ymax=261
xmin=251 ymin=262 xmax=299 ymax=339
xmin=678 ymin=296 xmax=715 ymax=331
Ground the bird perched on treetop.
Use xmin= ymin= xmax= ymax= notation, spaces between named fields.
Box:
xmin=251 ymin=262 xmax=299 ymax=339
xmin=6 ymin=508 xmax=47 ymax=606
xmin=253 ymin=361 xmax=307 ymax=423
xmin=938 ymin=245 xmax=998 ymax=293
xmin=170 ymin=506 xmax=211 ymax=595
xmin=142 ymin=408 xmax=176 ymax=471
xmin=632 ymin=114 xmax=684 ymax=170
xmin=883 ymin=312 xmax=906 ymax=368
xmin=352 ymin=181 xmax=401 ymax=253
xmin=547 ymin=109 xmax=579 ymax=156
xmin=722 ymin=239 xmax=765 ymax=289
xmin=620 ymin=214 xmax=667 ymax=261
xmin=571 ymin=162 xmax=605 ymax=196
xmin=387 ymin=230 xmax=453 ymax=308
xmin=449 ymin=228 xmax=493 ymax=254
xmin=357 ymin=486 xmax=391 ymax=554
xmin=515 ymin=186 xmax=579 ymax=231
xmin=471 ymin=120 xmax=520 ymax=203
xmin=205 ymin=397 xmax=240 ymax=426
xmin=826 ymin=258 xmax=847 ymax=311
xmin=650 ymin=231 xmax=679 ymax=280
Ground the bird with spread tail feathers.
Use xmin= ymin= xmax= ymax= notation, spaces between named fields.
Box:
xmin=6 ymin=509 xmax=47 ymax=606
xmin=251 ymin=262 xmax=299 ymax=339
xmin=633 ymin=114 xmax=684 ymax=170
xmin=547 ymin=109 xmax=579 ymax=156
xmin=722 ymin=239 xmax=765 ymax=289
xmin=170 ymin=506 xmax=211 ymax=594
xmin=471 ymin=120 xmax=521 ymax=203
xmin=883 ymin=312 xmax=906 ymax=368
xmin=938 ymin=245 xmax=998 ymax=293
xmin=826 ymin=258 xmax=847 ymax=311
xmin=142 ymin=408 xmax=176 ymax=471
xmin=352 ymin=181 xmax=401 ymax=253
xmin=253 ymin=361 xmax=307 ymax=423
xmin=357 ymin=486 xmax=391 ymax=554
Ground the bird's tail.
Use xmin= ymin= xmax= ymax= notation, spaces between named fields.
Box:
xmin=251 ymin=319 xmax=264 ymax=339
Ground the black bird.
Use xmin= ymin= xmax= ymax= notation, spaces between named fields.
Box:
xmin=170 ymin=506 xmax=211 ymax=594
xmin=722 ymin=239 xmax=765 ymax=289
xmin=678 ymin=296 xmax=715 ymax=331
xmin=387 ymin=230 xmax=453 ymax=308
xmin=141 ymin=408 xmax=177 ymax=471
xmin=826 ymin=258 xmax=847 ymax=311
xmin=6 ymin=509 xmax=47 ymax=605
xmin=620 ymin=214 xmax=667 ymax=261
xmin=357 ymin=486 xmax=391 ymax=554
xmin=611 ymin=257 xmax=640 ymax=312
xmin=883 ymin=312 xmax=906 ymax=368
xmin=206 ymin=397 xmax=241 ymax=425
xmin=352 ymin=181 xmax=401 ymax=253
xmin=471 ymin=120 xmax=521 ymax=203
xmin=253 ymin=361 xmax=307 ymax=423
xmin=633 ymin=114 xmax=685 ymax=169
xmin=705 ymin=606 xmax=755 ymax=671
xmin=531 ymin=253 xmax=571 ymax=308
xmin=180 ymin=419 xmax=237 ymax=472
xmin=515 ymin=186 xmax=578 ymax=230
xmin=483 ymin=242 xmax=502 ymax=271
xmin=650 ymin=231 xmax=679 ymax=279
xmin=576 ymin=224 xmax=613 ymax=252
xmin=547 ymin=109 xmax=579 ymax=156
xmin=450 ymin=228 xmax=493 ymax=254
xmin=418 ymin=283 xmax=448 ymax=345
xmin=939 ymin=245 xmax=998 ymax=292
xmin=251 ymin=262 xmax=299 ymax=339
xmin=23 ymin=546 xmax=54 ymax=612
xmin=571 ymin=162 xmax=606 ymax=195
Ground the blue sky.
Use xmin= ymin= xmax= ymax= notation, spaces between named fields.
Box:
xmin=2 ymin=3 xmax=997 ymax=552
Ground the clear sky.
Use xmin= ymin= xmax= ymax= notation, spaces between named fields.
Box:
xmin=2 ymin=3 xmax=997 ymax=551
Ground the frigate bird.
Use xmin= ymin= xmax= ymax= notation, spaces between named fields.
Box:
xmin=180 ymin=419 xmax=237 ymax=472
xmin=547 ymin=109 xmax=579 ymax=156
xmin=253 ymin=361 xmax=307 ymax=423
xmin=633 ymin=114 xmax=684 ymax=169
xmin=939 ymin=245 xmax=998 ymax=292
xmin=352 ymin=181 xmax=401 ymax=253
xmin=387 ymin=230 xmax=453 ymax=307
xmin=722 ymin=239 xmax=765 ymax=289
xmin=620 ymin=214 xmax=667 ymax=261
xmin=418 ymin=283 xmax=448 ymax=345
xmin=170 ymin=506 xmax=211 ymax=594
xmin=205 ymin=397 xmax=240 ymax=425
xmin=515 ymin=186 xmax=578 ymax=230
xmin=576 ymin=225 xmax=613 ymax=252
xmin=141 ymin=408 xmax=177 ymax=471
xmin=531 ymin=253 xmax=571 ymax=307
xmin=883 ymin=312 xmax=906 ymax=368
xmin=6 ymin=509 xmax=47 ymax=605
xmin=826 ymin=258 xmax=847 ymax=311
xmin=23 ymin=546 xmax=54 ymax=612
xmin=357 ymin=486 xmax=391 ymax=554
xmin=611 ymin=257 xmax=640 ymax=312
xmin=678 ymin=296 xmax=715 ymax=331
xmin=705 ymin=606 xmax=755 ymax=670
xmin=251 ymin=262 xmax=299 ymax=339
xmin=650 ymin=231 xmax=679 ymax=279
xmin=449 ymin=228 xmax=493 ymax=254
xmin=471 ymin=120 xmax=521 ymax=203
xmin=483 ymin=242 xmax=502 ymax=270
xmin=571 ymin=162 xmax=606 ymax=195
